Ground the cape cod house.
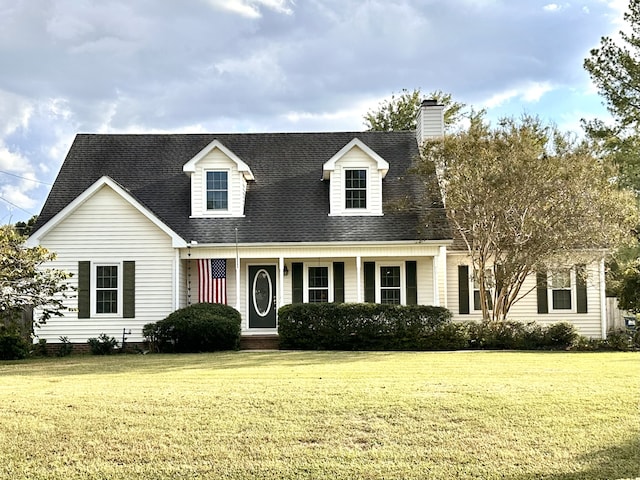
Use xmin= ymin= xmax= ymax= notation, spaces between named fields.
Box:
xmin=26 ymin=101 xmax=610 ymax=347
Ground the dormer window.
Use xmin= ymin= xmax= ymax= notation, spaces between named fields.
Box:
xmin=345 ymin=169 xmax=367 ymax=209
xmin=323 ymin=138 xmax=388 ymax=217
xmin=206 ymin=171 xmax=228 ymax=211
xmin=183 ymin=140 xmax=254 ymax=218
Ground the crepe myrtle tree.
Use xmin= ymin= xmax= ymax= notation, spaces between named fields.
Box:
xmin=364 ymin=88 xmax=465 ymax=132
xmin=418 ymin=112 xmax=639 ymax=321
xmin=0 ymin=224 xmax=73 ymax=332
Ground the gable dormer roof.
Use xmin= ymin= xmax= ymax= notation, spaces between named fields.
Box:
xmin=183 ymin=139 xmax=254 ymax=180
xmin=322 ymin=137 xmax=389 ymax=180
xmin=31 ymin=132 xmax=450 ymax=244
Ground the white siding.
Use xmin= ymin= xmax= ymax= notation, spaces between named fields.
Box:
xmin=190 ymin=148 xmax=247 ymax=217
xmin=327 ymin=146 xmax=383 ymax=216
xmin=36 ymin=185 xmax=177 ymax=344
xmin=416 ymin=104 xmax=444 ymax=145
xmin=446 ymin=254 xmax=605 ymax=338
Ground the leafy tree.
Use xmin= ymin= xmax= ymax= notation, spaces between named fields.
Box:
xmin=14 ymin=215 xmax=38 ymax=237
xmin=0 ymin=225 xmax=73 ymax=333
xmin=584 ymin=1 xmax=640 ymax=308
xmin=364 ymin=88 xmax=465 ymax=131
xmin=419 ymin=113 xmax=638 ymax=321
xmin=616 ymin=258 xmax=640 ymax=312
xmin=584 ymin=0 xmax=640 ymax=130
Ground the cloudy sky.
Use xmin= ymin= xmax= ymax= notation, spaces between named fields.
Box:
xmin=0 ymin=0 xmax=627 ymax=224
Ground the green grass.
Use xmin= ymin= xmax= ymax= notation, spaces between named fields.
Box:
xmin=0 ymin=351 xmax=638 ymax=480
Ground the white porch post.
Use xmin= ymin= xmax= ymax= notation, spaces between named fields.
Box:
xmin=356 ymin=255 xmax=362 ymax=302
xmin=279 ymin=257 xmax=285 ymax=308
xmin=600 ymin=257 xmax=607 ymax=339
xmin=440 ymin=246 xmax=448 ymax=308
xmin=235 ymin=256 xmax=241 ymax=313
xmin=432 ymin=252 xmax=440 ymax=307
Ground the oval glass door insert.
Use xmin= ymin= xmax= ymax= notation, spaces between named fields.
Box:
xmin=252 ymin=269 xmax=272 ymax=317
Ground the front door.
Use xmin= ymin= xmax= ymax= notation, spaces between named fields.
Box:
xmin=248 ymin=265 xmax=277 ymax=328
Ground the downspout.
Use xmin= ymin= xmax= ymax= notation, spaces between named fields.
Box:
xmin=600 ymin=257 xmax=607 ymax=340
xmin=235 ymin=228 xmax=241 ymax=313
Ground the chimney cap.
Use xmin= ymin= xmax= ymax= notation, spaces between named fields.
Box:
xmin=421 ymin=99 xmax=440 ymax=106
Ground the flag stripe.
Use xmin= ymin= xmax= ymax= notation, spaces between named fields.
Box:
xmin=198 ymin=259 xmax=227 ymax=304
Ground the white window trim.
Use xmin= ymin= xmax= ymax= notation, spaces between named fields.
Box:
xmin=202 ymin=168 xmax=232 ymax=216
xmin=472 ymin=269 xmax=494 ymax=312
xmin=376 ymin=263 xmax=405 ymax=305
xmin=548 ymin=268 xmax=576 ymax=313
xmin=344 ymin=168 xmax=368 ymax=211
xmin=338 ymin=167 xmax=373 ymax=216
xmin=90 ymin=261 xmax=123 ymax=317
xmin=303 ymin=263 xmax=333 ymax=303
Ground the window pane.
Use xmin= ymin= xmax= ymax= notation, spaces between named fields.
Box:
xmin=381 ymin=289 xmax=400 ymax=304
xmin=206 ymin=171 xmax=228 ymax=210
xmin=345 ymin=170 xmax=366 ymax=209
xmin=96 ymin=290 xmax=118 ymax=314
xmin=96 ymin=266 xmax=118 ymax=288
xmin=308 ymin=267 xmax=328 ymax=288
xmin=551 ymin=270 xmax=571 ymax=289
xmin=96 ymin=265 xmax=118 ymax=314
xmin=308 ymin=267 xmax=329 ymax=303
xmin=309 ymin=290 xmax=329 ymax=303
xmin=552 ymin=290 xmax=572 ymax=310
xmin=380 ymin=266 xmax=401 ymax=305
xmin=381 ymin=267 xmax=400 ymax=287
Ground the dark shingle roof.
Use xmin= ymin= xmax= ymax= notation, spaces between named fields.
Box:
xmin=34 ymin=131 xmax=451 ymax=244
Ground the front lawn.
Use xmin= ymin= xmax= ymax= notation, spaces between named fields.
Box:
xmin=0 ymin=351 xmax=638 ymax=479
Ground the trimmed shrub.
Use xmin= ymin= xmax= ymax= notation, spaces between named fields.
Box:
xmin=0 ymin=326 xmax=29 ymax=360
xmin=604 ymin=328 xmax=635 ymax=351
xmin=465 ymin=320 xmax=578 ymax=350
xmin=278 ymin=303 xmax=456 ymax=350
xmin=544 ymin=322 xmax=579 ymax=349
xmin=88 ymin=333 xmax=119 ymax=355
xmin=143 ymin=303 xmax=241 ymax=353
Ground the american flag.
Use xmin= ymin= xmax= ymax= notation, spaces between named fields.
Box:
xmin=198 ymin=259 xmax=227 ymax=304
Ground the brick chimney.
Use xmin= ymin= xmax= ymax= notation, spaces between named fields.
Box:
xmin=416 ymin=99 xmax=444 ymax=146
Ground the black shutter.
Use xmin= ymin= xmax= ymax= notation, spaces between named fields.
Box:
xmin=406 ymin=261 xmax=417 ymax=305
xmin=123 ymin=261 xmax=135 ymax=318
xmin=458 ymin=265 xmax=470 ymax=315
xmin=576 ymin=264 xmax=588 ymax=314
xmin=78 ymin=261 xmax=91 ymax=319
xmin=364 ymin=262 xmax=375 ymax=303
xmin=333 ymin=262 xmax=344 ymax=303
xmin=536 ymin=270 xmax=549 ymax=314
xmin=292 ymin=262 xmax=303 ymax=304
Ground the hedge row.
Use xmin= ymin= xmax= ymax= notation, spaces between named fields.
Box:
xmin=277 ymin=303 xmax=592 ymax=351
xmin=278 ymin=303 xmax=461 ymax=350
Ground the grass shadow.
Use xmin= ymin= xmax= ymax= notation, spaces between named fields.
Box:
xmin=511 ymin=434 xmax=640 ymax=480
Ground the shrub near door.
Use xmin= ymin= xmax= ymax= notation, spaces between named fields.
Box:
xmin=143 ymin=303 xmax=241 ymax=353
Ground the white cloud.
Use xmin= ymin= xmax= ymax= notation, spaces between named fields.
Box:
xmin=482 ymin=82 xmax=555 ymax=108
xmin=543 ymin=4 xmax=562 ymax=12
xmin=0 ymin=90 xmax=33 ymax=136
xmin=204 ymin=0 xmax=294 ymax=18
